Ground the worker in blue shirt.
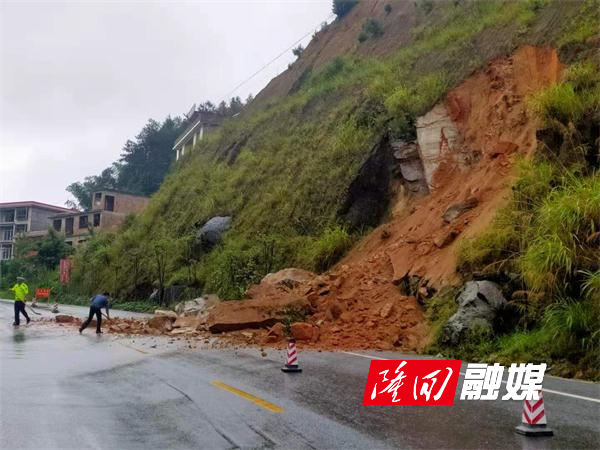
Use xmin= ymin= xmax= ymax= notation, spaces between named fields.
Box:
xmin=79 ymin=292 xmax=110 ymax=334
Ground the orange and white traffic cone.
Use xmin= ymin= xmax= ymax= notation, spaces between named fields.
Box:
xmin=281 ymin=339 xmax=302 ymax=373
xmin=515 ymin=391 xmax=553 ymax=436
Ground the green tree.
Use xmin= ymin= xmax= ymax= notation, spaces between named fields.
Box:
xmin=228 ymin=96 xmax=244 ymax=115
xmin=117 ymin=116 xmax=184 ymax=195
xmin=36 ymin=229 xmax=74 ymax=269
xmin=66 ymin=116 xmax=184 ymax=208
xmin=145 ymin=225 xmax=179 ymax=305
xmin=217 ymin=100 xmax=229 ymax=115
xmin=66 ymin=165 xmax=119 ymax=210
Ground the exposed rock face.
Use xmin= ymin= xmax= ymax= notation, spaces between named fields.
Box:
xmin=391 ymin=140 xmax=428 ymax=194
xmin=197 ymin=216 xmax=232 ymax=249
xmin=339 ymin=135 xmax=395 ymax=230
xmin=442 ymin=281 xmax=507 ymax=345
xmin=416 ymin=104 xmax=461 ymax=190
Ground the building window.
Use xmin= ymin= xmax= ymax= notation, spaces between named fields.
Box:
xmin=94 ymin=192 xmax=102 ymax=206
xmin=104 ymin=195 xmax=115 ymax=211
xmin=15 ymin=224 xmax=27 ymax=234
xmin=79 ymin=215 xmax=89 ymax=229
xmin=1 ymin=227 xmax=13 ymax=241
xmin=0 ymin=244 xmax=12 ymax=260
xmin=0 ymin=209 xmax=15 ymax=223
xmin=65 ymin=218 xmax=74 ymax=235
xmin=78 ymin=239 xmax=87 ymax=244
xmin=53 ymin=219 xmax=62 ymax=231
xmin=16 ymin=208 xmax=28 ymax=221
xmin=93 ymin=213 xmax=101 ymax=227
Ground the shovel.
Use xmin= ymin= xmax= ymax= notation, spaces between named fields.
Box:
xmin=27 ymin=304 xmax=42 ymax=316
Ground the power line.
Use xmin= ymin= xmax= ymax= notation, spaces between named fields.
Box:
xmin=223 ymin=13 xmax=336 ymax=100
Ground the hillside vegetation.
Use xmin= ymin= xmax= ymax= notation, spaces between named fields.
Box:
xmin=444 ymin=57 xmax=600 ymax=377
xmin=71 ymin=0 xmax=597 ymax=304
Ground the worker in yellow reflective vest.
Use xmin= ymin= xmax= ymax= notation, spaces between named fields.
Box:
xmin=10 ymin=276 xmax=30 ymax=326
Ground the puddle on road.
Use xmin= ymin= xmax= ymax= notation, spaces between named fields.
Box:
xmin=10 ymin=330 xmax=26 ymax=358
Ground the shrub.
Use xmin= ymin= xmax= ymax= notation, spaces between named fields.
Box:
xmin=458 ymin=206 xmax=521 ymax=274
xmin=300 ymin=226 xmax=352 ymax=272
xmin=582 ymin=270 xmax=600 ymax=301
xmin=564 ymin=60 xmax=598 ymax=91
xmin=332 ymin=0 xmax=359 ymax=18
xmin=520 ymin=174 xmax=600 ymax=296
xmin=292 ymin=45 xmax=304 ymax=58
xmin=543 ymin=299 xmax=600 ymax=356
xmin=529 ymin=82 xmax=585 ymax=126
xmin=362 ymin=18 xmax=384 ymax=39
xmin=419 ymin=0 xmax=435 ymax=15
xmin=357 ymin=31 xmax=368 ymax=43
xmin=558 ymin=0 xmax=600 ymax=47
xmin=384 ymin=3 xmax=392 ymax=15
xmin=424 ymin=289 xmax=459 ymax=352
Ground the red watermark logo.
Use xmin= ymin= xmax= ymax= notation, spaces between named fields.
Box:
xmin=362 ymin=360 xmax=462 ymax=405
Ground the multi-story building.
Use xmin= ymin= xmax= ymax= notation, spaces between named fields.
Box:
xmin=49 ymin=190 xmax=149 ymax=247
xmin=173 ymin=105 xmax=223 ymax=160
xmin=0 ymin=201 xmax=74 ymax=260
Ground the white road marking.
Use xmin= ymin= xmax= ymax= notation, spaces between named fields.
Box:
xmin=341 ymin=351 xmax=600 ymax=404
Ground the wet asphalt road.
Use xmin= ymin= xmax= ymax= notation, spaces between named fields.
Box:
xmin=0 ymin=300 xmax=599 ymax=449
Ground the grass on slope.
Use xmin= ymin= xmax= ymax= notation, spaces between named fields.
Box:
xmin=433 ymin=55 xmax=600 ymax=379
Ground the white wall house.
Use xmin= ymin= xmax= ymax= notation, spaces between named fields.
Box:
xmin=173 ymin=106 xmax=223 ymax=160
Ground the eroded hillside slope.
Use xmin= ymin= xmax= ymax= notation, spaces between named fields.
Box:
xmin=207 ymin=46 xmax=564 ymax=351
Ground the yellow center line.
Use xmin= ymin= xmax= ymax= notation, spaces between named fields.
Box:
xmin=211 ymin=381 xmax=284 ymax=413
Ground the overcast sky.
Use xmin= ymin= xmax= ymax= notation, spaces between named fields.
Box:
xmin=0 ymin=0 xmax=331 ymax=206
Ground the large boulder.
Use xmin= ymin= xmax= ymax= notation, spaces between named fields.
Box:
xmin=290 ymin=322 xmax=319 ymax=342
xmin=147 ymin=316 xmax=173 ymax=332
xmin=248 ymin=268 xmax=315 ymax=296
xmin=174 ymin=298 xmax=206 ymax=316
xmin=154 ymin=310 xmax=178 ymax=319
xmin=442 ymin=281 xmax=507 ymax=345
xmin=207 ymin=297 xmax=312 ymax=333
xmin=173 ymin=316 xmax=202 ymax=330
xmin=442 ymin=197 xmax=479 ymax=223
xmin=197 ymin=216 xmax=232 ymax=249
xmin=265 ymin=322 xmax=285 ymax=342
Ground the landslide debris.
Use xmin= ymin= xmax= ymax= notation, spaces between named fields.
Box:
xmin=183 ymin=46 xmax=563 ymax=352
